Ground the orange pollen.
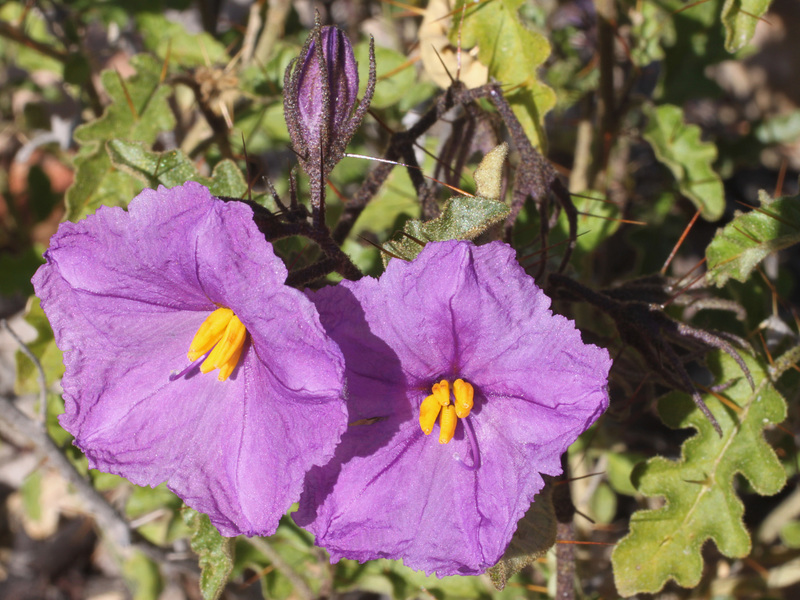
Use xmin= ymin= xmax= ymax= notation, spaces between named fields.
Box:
xmin=418 ymin=378 xmax=474 ymax=444
xmin=187 ymin=307 xmax=248 ymax=381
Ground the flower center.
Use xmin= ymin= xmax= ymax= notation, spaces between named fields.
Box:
xmin=187 ymin=307 xmax=248 ymax=381
xmin=418 ymin=379 xmax=474 ymax=444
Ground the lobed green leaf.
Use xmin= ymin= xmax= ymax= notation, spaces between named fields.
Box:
xmin=643 ymin=103 xmax=725 ymax=221
xmin=612 ymin=351 xmax=786 ymax=596
xmin=706 ymin=190 xmax=800 ymax=286
xmin=66 ymin=54 xmax=176 ymax=221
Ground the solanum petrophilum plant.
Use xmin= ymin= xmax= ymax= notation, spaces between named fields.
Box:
xmin=29 ymin=21 xmax=611 ymax=584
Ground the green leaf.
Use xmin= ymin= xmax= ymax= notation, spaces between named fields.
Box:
xmin=382 ymin=195 xmax=509 ymax=264
xmin=0 ymin=3 xmax=64 ymax=75
xmin=721 ymin=0 xmax=772 ymax=52
xmin=123 ymin=550 xmax=165 ymax=600
xmin=589 ymin=482 xmax=617 ymax=525
xmin=20 ymin=469 xmax=43 ymax=522
xmin=606 ymin=451 xmax=646 ymax=497
xmin=554 ymin=191 xmax=621 ymax=261
xmin=183 ymin=509 xmax=234 ymax=600
xmin=354 ymin=42 xmax=416 ymax=110
xmin=106 ymin=140 xmax=247 ymax=198
xmin=612 ymin=351 xmax=787 ymax=596
xmin=66 ymin=54 xmax=176 ymax=221
xmin=643 ymin=103 xmax=725 ymax=221
xmin=487 ymin=483 xmax=557 ymax=590
xmin=754 ymin=110 xmax=800 ymax=145
xmin=136 ymin=12 xmax=228 ymax=68
xmin=706 ymin=190 xmax=800 ymax=286
xmin=453 ymin=0 xmax=556 ymax=149
xmin=629 ymin=0 xmax=674 ymax=66
xmin=352 ymin=167 xmax=420 ymax=238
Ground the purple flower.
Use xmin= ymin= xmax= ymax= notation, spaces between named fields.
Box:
xmin=295 ymin=241 xmax=611 ymax=576
xmin=32 ymin=182 xmax=347 ymax=537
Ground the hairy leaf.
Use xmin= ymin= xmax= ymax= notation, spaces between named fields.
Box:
xmin=612 ymin=351 xmax=786 ymax=596
xmin=721 ymin=0 xmax=772 ymax=52
xmin=66 ymin=54 xmax=176 ymax=221
xmin=106 ymin=140 xmax=247 ymax=199
xmin=487 ymin=483 xmax=557 ymax=590
xmin=643 ymin=103 xmax=724 ymax=221
xmin=183 ymin=509 xmax=234 ymax=600
xmin=706 ymin=190 xmax=800 ymax=286
xmin=452 ymin=0 xmax=556 ymax=149
xmin=382 ymin=195 xmax=509 ymax=264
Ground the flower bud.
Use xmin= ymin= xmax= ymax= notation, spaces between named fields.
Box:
xmin=296 ymin=26 xmax=359 ymax=153
xmin=284 ymin=23 xmax=375 ymax=212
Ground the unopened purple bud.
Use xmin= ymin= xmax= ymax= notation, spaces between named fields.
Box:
xmin=296 ymin=26 xmax=359 ymax=151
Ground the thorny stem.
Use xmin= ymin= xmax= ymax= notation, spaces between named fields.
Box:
xmin=554 ymin=456 xmax=576 ymax=600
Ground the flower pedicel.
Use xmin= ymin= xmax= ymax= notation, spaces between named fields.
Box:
xmin=297 ymin=240 xmax=612 ymax=576
xmin=33 ymin=182 xmax=347 ymax=537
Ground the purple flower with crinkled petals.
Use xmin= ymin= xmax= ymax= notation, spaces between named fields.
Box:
xmin=295 ymin=240 xmax=611 ymax=576
xmin=32 ymin=182 xmax=347 ymax=537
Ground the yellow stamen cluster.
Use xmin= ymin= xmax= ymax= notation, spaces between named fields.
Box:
xmin=419 ymin=379 xmax=474 ymax=444
xmin=188 ymin=307 xmax=248 ymax=381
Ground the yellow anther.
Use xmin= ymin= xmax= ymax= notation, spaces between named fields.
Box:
xmin=419 ymin=394 xmax=441 ymax=435
xmin=418 ymin=378 xmax=475 ymax=442
xmin=432 ymin=380 xmax=450 ymax=406
xmin=216 ymin=339 xmax=245 ymax=381
xmin=188 ymin=308 xmax=234 ymax=361
xmin=201 ymin=313 xmax=247 ymax=380
xmin=187 ymin=307 xmax=248 ymax=381
xmin=453 ymin=379 xmax=474 ymax=419
xmin=439 ymin=405 xmax=457 ymax=444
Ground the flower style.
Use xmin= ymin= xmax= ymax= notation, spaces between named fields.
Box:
xmin=32 ymin=182 xmax=347 ymax=537
xmin=295 ymin=240 xmax=611 ymax=576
